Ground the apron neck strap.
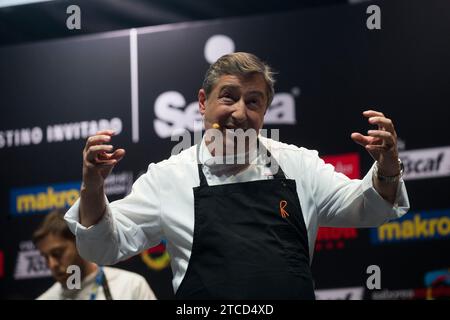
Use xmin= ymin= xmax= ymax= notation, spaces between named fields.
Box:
xmin=196 ymin=143 xmax=209 ymax=186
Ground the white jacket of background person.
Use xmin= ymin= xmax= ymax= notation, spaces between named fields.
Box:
xmin=37 ymin=266 xmax=156 ymax=300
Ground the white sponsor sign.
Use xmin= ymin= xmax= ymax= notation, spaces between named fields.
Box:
xmin=14 ymin=241 xmax=51 ymax=280
xmin=153 ymin=91 xmax=296 ymax=138
xmin=0 ymin=117 xmax=123 ymax=149
xmin=315 ymin=287 xmax=364 ymax=300
xmin=400 ymin=146 xmax=450 ymax=180
xmin=104 ymin=171 xmax=134 ymax=196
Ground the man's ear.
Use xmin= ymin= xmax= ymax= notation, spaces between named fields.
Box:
xmin=198 ymin=89 xmax=207 ymax=116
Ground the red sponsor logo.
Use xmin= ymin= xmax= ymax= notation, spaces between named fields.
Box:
xmin=315 ymin=227 xmax=358 ymax=251
xmin=322 ymin=152 xmax=360 ymax=179
xmin=415 ymin=287 xmax=450 ymax=299
xmin=316 ymin=153 xmax=361 ymax=251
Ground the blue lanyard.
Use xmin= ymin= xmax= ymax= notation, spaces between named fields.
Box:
xmin=89 ymin=267 xmax=104 ymax=300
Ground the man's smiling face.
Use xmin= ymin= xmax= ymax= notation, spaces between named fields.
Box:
xmin=199 ymin=73 xmax=268 ymax=157
xmin=199 ymin=73 xmax=268 ymax=132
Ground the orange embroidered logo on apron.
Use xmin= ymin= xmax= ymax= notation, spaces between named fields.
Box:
xmin=279 ymin=200 xmax=289 ymax=218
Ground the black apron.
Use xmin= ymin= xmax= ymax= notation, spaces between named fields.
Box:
xmin=175 ymin=144 xmax=315 ymax=299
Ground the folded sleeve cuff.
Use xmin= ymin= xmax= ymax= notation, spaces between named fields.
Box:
xmin=361 ymin=162 xmax=410 ymax=220
xmin=64 ymin=195 xmax=116 ymax=241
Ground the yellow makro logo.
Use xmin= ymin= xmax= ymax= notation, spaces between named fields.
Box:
xmin=11 ymin=183 xmax=81 ymax=215
xmin=372 ymin=211 xmax=450 ymax=244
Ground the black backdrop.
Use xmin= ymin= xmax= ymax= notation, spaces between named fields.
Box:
xmin=1 ymin=0 xmax=449 ymax=299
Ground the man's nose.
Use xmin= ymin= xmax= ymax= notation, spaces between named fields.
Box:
xmin=231 ymin=98 xmax=247 ymax=124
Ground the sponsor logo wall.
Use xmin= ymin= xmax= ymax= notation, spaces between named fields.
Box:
xmin=1 ymin=0 xmax=449 ymax=299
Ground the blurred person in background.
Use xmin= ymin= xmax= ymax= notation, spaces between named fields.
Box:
xmin=33 ymin=209 xmax=157 ymax=300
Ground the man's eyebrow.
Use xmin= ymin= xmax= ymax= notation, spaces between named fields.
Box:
xmin=49 ymin=246 xmax=65 ymax=253
xmin=219 ymin=86 xmax=265 ymax=97
xmin=218 ymin=85 xmax=266 ymax=101
xmin=219 ymin=84 xmax=240 ymax=93
xmin=246 ymin=91 xmax=265 ymax=99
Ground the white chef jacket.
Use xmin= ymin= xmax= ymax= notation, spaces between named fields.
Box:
xmin=65 ymin=136 xmax=410 ymax=293
xmin=37 ymin=266 xmax=156 ymax=300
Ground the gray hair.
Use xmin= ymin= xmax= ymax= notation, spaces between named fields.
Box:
xmin=202 ymin=52 xmax=276 ymax=108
